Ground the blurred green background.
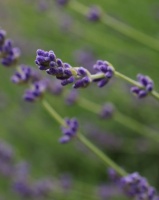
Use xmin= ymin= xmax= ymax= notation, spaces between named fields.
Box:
xmin=1 ymin=0 xmax=159 ymax=199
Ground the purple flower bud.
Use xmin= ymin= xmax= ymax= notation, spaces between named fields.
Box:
xmin=131 ymin=74 xmax=154 ymax=98
xmin=11 ymin=65 xmax=32 ymax=84
xmin=63 ymin=63 xmax=71 ymax=68
xmin=97 ymin=78 xmax=108 ymax=87
xmin=64 ymin=69 xmax=72 ymax=76
xmin=36 ymin=49 xmax=45 ymax=56
xmin=61 ymin=76 xmax=75 ymax=86
xmin=146 ymin=83 xmax=153 ymax=92
xmin=56 ymin=58 xmax=63 ymax=67
xmin=59 ymin=118 xmax=79 ymax=144
xmin=77 ymin=67 xmax=87 ymax=76
xmin=87 ymin=6 xmax=101 ymax=22
xmin=48 ymin=50 xmax=56 ymax=61
xmin=131 ymin=86 xmax=140 ymax=94
xmin=99 ymin=103 xmax=114 ymax=119
xmin=138 ymin=90 xmax=147 ymax=98
xmin=59 ymin=135 xmax=71 ymax=144
xmin=23 ymin=80 xmax=48 ymax=102
xmin=105 ymin=71 xmax=113 ymax=78
xmin=0 ymin=29 xmax=6 ymax=45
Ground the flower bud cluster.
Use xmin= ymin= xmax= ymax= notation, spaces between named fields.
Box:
xmin=93 ymin=60 xmax=114 ymax=87
xmin=131 ymin=74 xmax=154 ymax=98
xmin=35 ymin=49 xmax=92 ymax=88
xmin=36 ymin=49 xmax=115 ymax=90
xmin=108 ymin=169 xmax=158 ymax=200
xmin=11 ymin=65 xmax=33 ymax=84
xmin=0 ymin=29 xmax=20 ymax=67
xmin=120 ymin=172 xmax=156 ymax=200
xmin=23 ymin=79 xmax=48 ymax=102
xmin=59 ymin=118 xmax=79 ymax=144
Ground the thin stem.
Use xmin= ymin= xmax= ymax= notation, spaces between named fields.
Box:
xmin=114 ymin=71 xmax=159 ymax=101
xmin=41 ymin=99 xmax=127 ymax=176
xmin=69 ymin=0 xmax=159 ymax=52
xmin=115 ymin=112 xmax=159 ymax=143
xmin=114 ymin=71 xmax=142 ymax=88
xmin=77 ymin=133 xmax=127 ymax=176
xmin=42 ymin=99 xmax=65 ymax=126
xmin=77 ymin=97 xmax=159 ymax=143
xmin=79 ymin=97 xmax=101 ymax=114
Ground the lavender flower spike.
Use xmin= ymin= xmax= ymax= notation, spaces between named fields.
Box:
xmin=131 ymin=74 xmax=154 ymax=98
xmin=108 ymin=169 xmax=157 ymax=200
xmin=0 ymin=34 xmax=21 ymax=67
xmin=59 ymin=118 xmax=79 ymax=144
xmin=23 ymin=79 xmax=48 ymax=102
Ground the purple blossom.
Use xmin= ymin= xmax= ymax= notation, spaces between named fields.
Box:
xmin=11 ymin=65 xmax=32 ymax=84
xmin=93 ymin=60 xmax=114 ymax=87
xmin=131 ymin=74 xmax=154 ymax=98
xmin=0 ymin=30 xmax=21 ymax=67
xmin=87 ymin=6 xmax=101 ymax=22
xmin=59 ymin=118 xmax=79 ymax=144
xmin=73 ymin=76 xmax=91 ymax=88
xmin=11 ymin=65 xmax=42 ymax=85
xmin=108 ymin=170 xmax=157 ymax=200
xmin=23 ymin=79 xmax=48 ymax=102
xmin=99 ymin=103 xmax=115 ymax=119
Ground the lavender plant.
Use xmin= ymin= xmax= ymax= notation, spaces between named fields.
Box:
xmin=1 ymin=0 xmax=159 ymax=198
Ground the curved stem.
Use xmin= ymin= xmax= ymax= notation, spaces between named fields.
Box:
xmin=69 ymin=0 xmax=159 ymax=52
xmin=41 ymin=99 xmax=127 ymax=176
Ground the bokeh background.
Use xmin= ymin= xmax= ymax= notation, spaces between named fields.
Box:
xmin=1 ymin=0 xmax=159 ymax=199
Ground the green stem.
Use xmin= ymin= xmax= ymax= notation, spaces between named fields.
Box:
xmin=42 ymin=99 xmax=65 ymax=126
xmin=77 ymin=133 xmax=127 ymax=176
xmin=115 ymin=112 xmax=159 ymax=143
xmin=114 ymin=71 xmax=159 ymax=101
xmin=41 ymin=99 xmax=127 ymax=176
xmin=114 ymin=71 xmax=142 ymax=88
xmin=77 ymin=97 xmax=159 ymax=143
xmin=69 ymin=0 xmax=159 ymax=52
